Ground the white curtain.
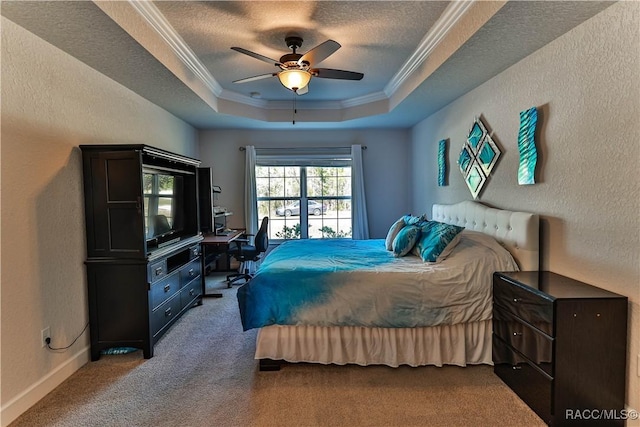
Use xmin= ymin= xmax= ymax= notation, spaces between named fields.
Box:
xmin=351 ymin=144 xmax=369 ymax=239
xmin=244 ymin=146 xmax=258 ymax=236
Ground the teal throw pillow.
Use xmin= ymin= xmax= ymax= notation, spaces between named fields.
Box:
xmin=392 ymin=225 xmax=421 ymax=257
xmin=404 ymin=214 xmax=428 ymax=226
xmin=413 ymin=221 xmax=464 ymax=262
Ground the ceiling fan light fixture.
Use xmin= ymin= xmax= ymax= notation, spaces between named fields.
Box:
xmin=278 ymin=69 xmax=311 ymax=92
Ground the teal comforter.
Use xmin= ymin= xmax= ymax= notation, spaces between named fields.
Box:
xmin=236 ymin=234 xmax=517 ymax=331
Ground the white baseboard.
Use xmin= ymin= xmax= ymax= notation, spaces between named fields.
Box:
xmin=1 ymin=346 xmax=90 ymax=427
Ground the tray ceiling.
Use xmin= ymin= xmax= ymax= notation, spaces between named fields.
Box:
xmin=1 ymin=1 xmax=614 ymax=129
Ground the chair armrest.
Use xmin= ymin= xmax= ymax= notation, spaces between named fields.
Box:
xmin=230 ymin=238 xmax=250 ymax=252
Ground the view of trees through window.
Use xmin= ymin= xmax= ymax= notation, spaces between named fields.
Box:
xmin=143 ymin=172 xmax=175 ymax=237
xmin=256 ymin=166 xmax=352 ymax=240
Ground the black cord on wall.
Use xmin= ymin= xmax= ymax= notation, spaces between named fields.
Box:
xmin=46 ymin=323 xmax=90 ymax=351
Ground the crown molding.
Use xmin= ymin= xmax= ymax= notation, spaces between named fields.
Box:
xmin=340 ymin=91 xmax=388 ymax=109
xmin=127 ymin=0 xmax=223 ymax=96
xmin=384 ymin=0 xmax=475 ymax=97
xmin=218 ymin=89 xmax=269 ymax=108
xmin=124 ymin=0 xmax=476 ymax=123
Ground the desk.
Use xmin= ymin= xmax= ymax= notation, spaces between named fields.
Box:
xmin=200 ymin=230 xmax=245 ymax=298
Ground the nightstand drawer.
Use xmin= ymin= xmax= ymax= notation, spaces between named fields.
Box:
xmin=493 ymin=307 xmax=553 ymax=376
xmin=494 ymin=274 xmax=553 ymax=335
xmin=493 ymin=336 xmax=552 ymax=424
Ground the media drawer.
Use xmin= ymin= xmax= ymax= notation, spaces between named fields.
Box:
xmin=151 ymin=292 xmax=182 ymax=338
xmin=150 ymin=270 xmax=181 ymax=310
xmin=181 ymin=278 xmax=202 ymax=309
xmin=180 ymin=258 xmax=201 ymax=287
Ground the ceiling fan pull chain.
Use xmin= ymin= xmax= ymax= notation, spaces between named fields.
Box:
xmin=292 ymin=93 xmax=296 ymax=125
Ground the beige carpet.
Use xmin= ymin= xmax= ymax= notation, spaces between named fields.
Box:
xmin=11 ymin=274 xmax=545 ymax=427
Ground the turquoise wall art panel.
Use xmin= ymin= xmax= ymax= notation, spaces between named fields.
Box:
xmin=517 ymin=107 xmax=538 ymax=185
xmin=457 ymin=116 xmax=501 ymax=199
xmin=438 ymin=139 xmax=447 ymax=186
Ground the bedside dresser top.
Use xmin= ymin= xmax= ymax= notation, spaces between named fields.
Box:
xmin=495 ymin=271 xmax=627 ymax=300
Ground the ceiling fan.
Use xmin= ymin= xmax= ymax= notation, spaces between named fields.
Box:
xmin=231 ymin=35 xmax=364 ymax=95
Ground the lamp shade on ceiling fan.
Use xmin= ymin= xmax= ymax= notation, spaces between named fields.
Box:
xmin=278 ymin=69 xmax=312 ymax=92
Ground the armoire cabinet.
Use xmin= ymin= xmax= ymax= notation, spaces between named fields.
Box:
xmin=80 ymin=144 xmax=204 ymax=360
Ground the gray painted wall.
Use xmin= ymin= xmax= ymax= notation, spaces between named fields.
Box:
xmin=410 ymin=2 xmax=639 ymax=410
xmin=1 ymin=17 xmax=197 ymax=424
xmin=198 ymin=129 xmax=411 ymax=239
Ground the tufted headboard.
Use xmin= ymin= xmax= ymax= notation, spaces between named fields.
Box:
xmin=432 ymin=201 xmax=539 ymax=271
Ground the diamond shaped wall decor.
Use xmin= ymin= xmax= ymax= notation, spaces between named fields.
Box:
xmin=457 ymin=117 xmax=501 ymax=199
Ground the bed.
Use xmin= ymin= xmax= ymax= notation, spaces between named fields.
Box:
xmin=237 ymin=201 xmax=539 ymax=371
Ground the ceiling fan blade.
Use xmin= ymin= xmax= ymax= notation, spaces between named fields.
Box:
xmin=231 ymin=47 xmax=281 ymax=67
xmin=296 ymin=85 xmax=309 ymax=95
xmin=311 ymin=68 xmax=364 ymax=81
xmin=233 ymin=73 xmax=278 ymax=84
xmin=298 ymin=40 xmax=341 ymax=67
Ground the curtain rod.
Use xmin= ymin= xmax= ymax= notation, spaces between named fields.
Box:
xmin=239 ymin=146 xmax=366 ymax=151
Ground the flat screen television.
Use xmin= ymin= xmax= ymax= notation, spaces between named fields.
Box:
xmin=143 ymin=166 xmax=197 ymax=250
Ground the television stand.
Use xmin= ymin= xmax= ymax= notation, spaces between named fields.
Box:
xmin=80 ymin=144 xmax=204 ymax=360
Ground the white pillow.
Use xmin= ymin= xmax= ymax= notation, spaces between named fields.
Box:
xmin=385 ymin=216 xmax=406 ymax=251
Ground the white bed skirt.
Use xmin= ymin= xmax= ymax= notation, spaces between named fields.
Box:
xmin=255 ymin=320 xmax=493 ymax=368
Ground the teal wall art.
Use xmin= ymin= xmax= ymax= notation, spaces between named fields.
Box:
xmin=457 ymin=117 xmax=501 ymax=199
xmin=517 ymin=107 xmax=538 ymax=185
xmin=438 ymin=139 xmax=447 ymax=186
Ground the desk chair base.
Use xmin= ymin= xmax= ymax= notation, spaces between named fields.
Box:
xmin=226 ymin=261 xmax=252 ymax=287
xmin=226 ymin=273 xmax=252 ymax=287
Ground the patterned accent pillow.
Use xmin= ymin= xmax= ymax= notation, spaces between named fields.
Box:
xmin=385 ymin=216 xmax=407 ymax=251
xmin=392 ymin=225 xmax=421 ymax=257
xmin=404 ymin=214 xmax=428 ymax=226
xmin=412 ymin=221 xmax=464 ymax=262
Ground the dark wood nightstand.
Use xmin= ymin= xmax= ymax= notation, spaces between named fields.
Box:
xmin=493 ymin=271 xmax=627 ymax=426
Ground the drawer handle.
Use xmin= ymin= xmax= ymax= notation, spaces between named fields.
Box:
xmin=188 ymin=268 xmax=195 ymax=277
xmin=155 ymin=267 xmax=163 ymax=276
xmin=512 ymin=365 xmax=522 ymax=370
xmin=513 ymin=298 xmax=521 ymax=303
xmin=189 ymin=289 xmax=195 ymax=296
xmin=512 ymin=332 xmax=523 ymax=337
xmin=165 ymin=307 xmax=172 ymax=317
xmin=164 ymin=284 xmax=171 ymax=293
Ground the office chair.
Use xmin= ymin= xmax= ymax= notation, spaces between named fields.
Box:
xmin=153 ymin=214 xmax=172 ymax=235
xmin=226 ymin=216 xmax=269 ymax=287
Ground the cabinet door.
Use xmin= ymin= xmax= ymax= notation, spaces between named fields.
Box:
xmin=83 ymin=150 xmax=146 ymax=258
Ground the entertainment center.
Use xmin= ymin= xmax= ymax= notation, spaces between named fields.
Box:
xmin=80 ymin=144 xmax=204 ymax=360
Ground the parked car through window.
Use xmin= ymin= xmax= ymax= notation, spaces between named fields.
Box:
xmin=275 ymin=200 xmax=327 ymax=216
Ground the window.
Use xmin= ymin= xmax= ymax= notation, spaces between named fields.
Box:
xmin=256 ymin=165 xmax=352 ymax=240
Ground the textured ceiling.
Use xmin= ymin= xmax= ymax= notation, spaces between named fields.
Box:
xmin=1 ymin=1 xmax=614 ymax=130
xmin=155 ymin=1 xmax=449 ymax=101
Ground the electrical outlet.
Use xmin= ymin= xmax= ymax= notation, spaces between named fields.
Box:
xmin=41 ymin=327 xmax=51 ymax=348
